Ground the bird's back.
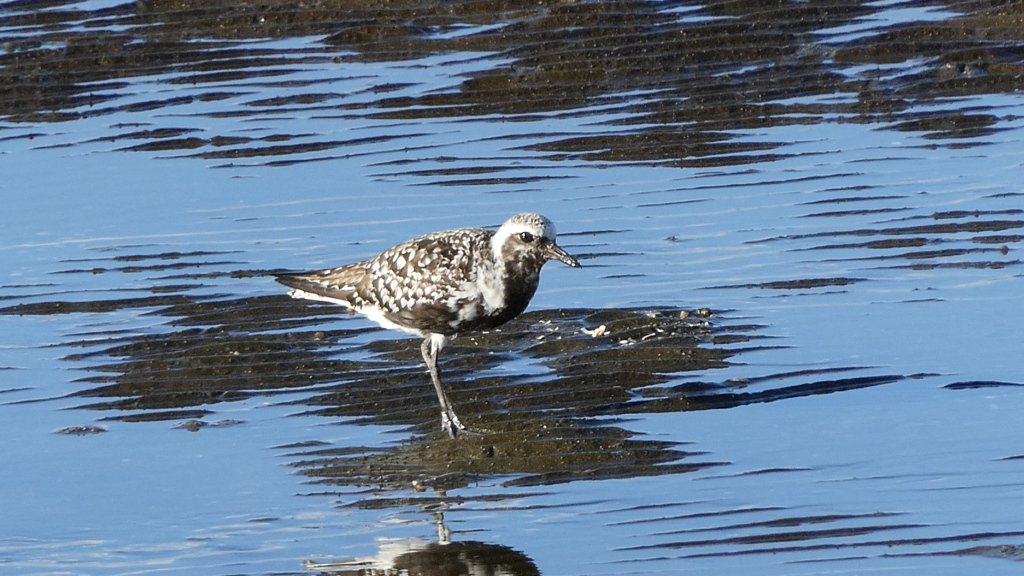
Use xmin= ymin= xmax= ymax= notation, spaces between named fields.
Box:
xmin=276 ymin=227 xmax=508 ymax=336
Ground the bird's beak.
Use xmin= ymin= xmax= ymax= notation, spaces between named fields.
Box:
xmin=543 ymin=241 xmax=582 ymax=268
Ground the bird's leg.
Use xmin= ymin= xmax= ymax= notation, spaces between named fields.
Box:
xmin=420 ymin=336 xmax=465 ymax=438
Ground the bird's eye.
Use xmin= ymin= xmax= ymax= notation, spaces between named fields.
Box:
xmin=518 ymin=231 xmax=535 ymax=243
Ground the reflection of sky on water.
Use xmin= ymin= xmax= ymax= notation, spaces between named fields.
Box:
xmin=815 ymin=0 xmax=960 ymax=43
xmin=1 ymin=394 xmax=389 ymax=572
xmin=2 ymin=2 xmax=1024 ymax=574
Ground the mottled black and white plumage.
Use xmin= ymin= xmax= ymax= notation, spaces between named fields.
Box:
xmin=276 ymin=213 xmax=581 ymax=438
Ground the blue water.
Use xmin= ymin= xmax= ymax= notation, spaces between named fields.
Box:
xmin=2 ymin=2 xmax=1024 ymax=575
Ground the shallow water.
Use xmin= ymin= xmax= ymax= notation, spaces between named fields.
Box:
xmin=2 ymin=0 xmax=1024 ymax=574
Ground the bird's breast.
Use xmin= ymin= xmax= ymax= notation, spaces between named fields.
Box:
xmin=475 ymin=263 xmax=508 ymax=315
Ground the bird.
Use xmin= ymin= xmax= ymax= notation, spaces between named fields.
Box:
xmin=275 ymin=213 xmax=581 ymax=438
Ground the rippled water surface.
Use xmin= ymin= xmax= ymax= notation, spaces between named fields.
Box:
xmin=2 ymin=0 xmax=1024 ymax=574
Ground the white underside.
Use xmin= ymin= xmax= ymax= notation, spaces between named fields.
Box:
xmin=288 ymin=288 xmax=437 ymax=340
xmin=287 ymin=288 xmax=354 ymax=308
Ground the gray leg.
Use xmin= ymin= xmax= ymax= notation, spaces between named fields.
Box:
xmin=420 ymin=335 xmax=465 ymax=438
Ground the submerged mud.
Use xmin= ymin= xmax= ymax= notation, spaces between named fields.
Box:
xmin=4 ymin=257 xmax=898 ymax=496
xmin=3 ymin=1 xmax=1024 ymax=573
xmin=3 ymin=0 xmax=1024 ymax=168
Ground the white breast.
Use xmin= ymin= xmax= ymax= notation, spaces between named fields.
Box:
xmin=475 ymin=261 xmax=507 ymax=314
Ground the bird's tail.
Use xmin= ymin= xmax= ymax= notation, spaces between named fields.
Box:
xmin=274 ymin=267 xmax=364 ymax=307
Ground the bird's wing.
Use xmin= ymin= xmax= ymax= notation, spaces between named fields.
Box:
xmin=369 ymin=229 xmax=492 ymax=334
xmin=276 ymin=228 xmax=492 ymax=334
xmin=366 ymin=229 xmax=485 ymax=309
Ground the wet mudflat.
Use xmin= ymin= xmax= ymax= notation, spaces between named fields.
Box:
xmin=2 ymin=0 xmax=1024 ymax=574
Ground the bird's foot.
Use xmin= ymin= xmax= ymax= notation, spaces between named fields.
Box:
xmin=441 ymin=411 xmax=469 ymax=439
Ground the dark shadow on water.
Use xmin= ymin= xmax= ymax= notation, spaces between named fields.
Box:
xmin=2 ymin=260 xmax=900 ymax=495
xmin=5 ymin=1 xmax=1024 ymax=568
xmin=742 ymin=208 xmax=1023 ymax=276
xmin=8 ymin=251 xmax=1022 ymax=567
xmin=2 ymin=0 xmax=1024 ymax=168
xmin=0 ymin=255 xmax=905 ymax=494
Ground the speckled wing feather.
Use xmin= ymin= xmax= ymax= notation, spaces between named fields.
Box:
xmin=370 ymin=228 xmax=494 ymax=334
xmin=277 ymin=227 xmax=495 ymax=335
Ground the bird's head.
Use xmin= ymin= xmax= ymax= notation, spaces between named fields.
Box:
xmin=491 ymin=213 xmax=581 ymax=271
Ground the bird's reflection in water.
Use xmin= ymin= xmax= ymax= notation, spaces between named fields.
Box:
xmin=305 ymin=511 xmax=539 ymax=576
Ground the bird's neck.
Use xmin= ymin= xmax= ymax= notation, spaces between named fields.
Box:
xmin=481 ymin=235 xmax=543 ymax=314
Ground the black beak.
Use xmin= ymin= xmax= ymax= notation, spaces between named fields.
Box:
xmin=542 ymin=241 xmax=582 ymax=268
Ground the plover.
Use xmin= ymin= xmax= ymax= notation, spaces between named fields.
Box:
xmin=276 ymin=213 xmax=581 ymax=438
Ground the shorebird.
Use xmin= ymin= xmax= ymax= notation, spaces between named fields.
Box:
xmin=276 ymin=213 xmax=581 ymax=438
